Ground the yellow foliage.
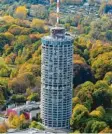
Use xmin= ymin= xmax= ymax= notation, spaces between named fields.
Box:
xmin=44 ymin=26 xmax=49 ymax=32
xmin=15 ymin=6 xmax=27 ymax=19
xmin=20 ymin=114 xmax=26 ymax=123
xmin=26 ymin=88 xmax=32 ymax=96
xmin=8 ymin=113 xmax=21 ymax=128
xmin=30 ymin=33 xmax=44 ymax=40
xmin=8 ymin=112 xmax=15 ymax=123
xmin=92 ymin=40 xmax=103 ymax=49
xmin=90 ymin=108 xmax=104 ymax=119
xmin=72 ymin=97 xmax=80 ymax=108
xmin=11 ymin=115 xmax=21 ymax=128
xmin=3 ymin=15 xmax=15 ymax=23
xmin=4 ymin=32 xmax=14 ymax=41
xmin=73 ymin=54 xmax=85 ymax=64
xmin=0 ymin=124 xmax=7 ymax=133
xmin=31 ymin=19 xmax=45 ymax=28
xmin=99 ymin=127 xmax=112 ymax=133
xmin=90 ymin=110 xmax=102 ymax=117
xmin=72 ymin=97 xmax=80 ymax=104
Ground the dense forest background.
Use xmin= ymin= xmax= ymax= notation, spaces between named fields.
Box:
xmin=0 ymin=0 xmax=112 ymax=133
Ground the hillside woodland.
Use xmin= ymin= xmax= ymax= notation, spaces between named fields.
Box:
xmin=0 ymin=0 xmax=112 ymax=133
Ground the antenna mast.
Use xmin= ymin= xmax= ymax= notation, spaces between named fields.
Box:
xmin=57 ymin=0 xmax=60 ymax=25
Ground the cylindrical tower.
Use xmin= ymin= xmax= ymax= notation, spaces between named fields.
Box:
xmin=41 ymin=27 xmax=73 ymax=129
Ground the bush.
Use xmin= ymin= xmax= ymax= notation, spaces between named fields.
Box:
xmin=27 ymin=93 xmax=39 ymax=102
xmin=84 ymin=120 xmax=107 ymax=133
xmin=30 ymin=121 xmax=45 ymax=130
xmin=11 ymin=94 xmax=26 ymax=103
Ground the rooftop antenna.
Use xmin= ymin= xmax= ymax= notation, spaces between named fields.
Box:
xmin=56 ymin=0 xmax=60 ymax=26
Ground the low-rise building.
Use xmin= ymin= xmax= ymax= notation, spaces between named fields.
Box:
xmin=6 ymin=101 xmax=40 ymax=120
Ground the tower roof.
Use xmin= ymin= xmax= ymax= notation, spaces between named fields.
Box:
xmin=51 ymin=27 xmax=65 ymax=38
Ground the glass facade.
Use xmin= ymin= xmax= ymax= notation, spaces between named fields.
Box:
xmin=41 ymin=27 xmax=73 ymax=129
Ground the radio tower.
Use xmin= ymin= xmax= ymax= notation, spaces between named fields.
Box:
xmin=57 ymin=0 xmax=60 ymax=24
xmin=41 ymin=0 xmax=73 ymax=131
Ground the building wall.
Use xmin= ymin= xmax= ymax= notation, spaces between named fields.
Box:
xmin=41 ymin=31 xmax=73 ymax=129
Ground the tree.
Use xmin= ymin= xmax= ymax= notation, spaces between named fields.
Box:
xmin=76 ymin=90 xmax=93 ymax=111
xmin=93 ymin=81 xmax=112 ymax=109
xmin=99 ymin=2 xmax=106 ymax=15
xmin=3 ymin=15 xmax=15 ymax=24
xmin=16 ymin=35 xmax=31 ymax=46
xmin=99 ymin=127 xmax=112 ymax=133
xmin=8 ymin=72 xmax=36 ymax=94
xmin=89 ymin=16 xmax=111 ymax=41
xmin=91 ymin=52 xmax=112 ymax=80
xmin=0 ymin=34 xmax=9 ymax=53
xmin=104 ymin=72 xmax=112 ymax=85
xmin=0 ymin=64 xmax=11 ymax=77
xmin=106 ymin=30 xmax=112 ymax=41
xmin=20 ymin=114 xmax=26 ymax=123
xmin=31 ymin=19 xmax=45 ymax=33
xmin=90 ymin=106 xmax=105 ymax=119
xmin=0 ymin=124 xmax=7 ymax=133
xmin=11 ymin=94 xmax=26 ymax=103
xmin=70 ymin=104 xmax=89 ymax=131
xmin=88 ymin=0 xmax=95 ymax=5
xmin=74 ymin=81 xmax=95 ymax=110
xmin=11 ymin=115 xmax=21 ymax=128
xmin=64 ymin=23 xmax=70 ymax=31
xmin=8 ymin=25 xmax=23 ymax=35
xmin=27 ymin=93 xmax=39 ymax=102
xmin=20 ymin=122 xmax=30 ymax=130
xmin=72 ymin=97 xmax=80 ymax=109
xmin=30 ymin=5 xmax=48 ymax=19
xmin=4 ymin=32 xmax=14 ymax=42
xmin=73 ymin=54 xmax=86 ymax=64
xmin=90 ymin=46 xmax=112 ymax=60
xmin=0 ymin=89 xmax=5 ymax=105
xmin=15 ymin=6 xmax=27 ymax=20
xmin=18 ymin=63 xmax=41 ymax=77
xmin=73 ymin=63 xmax=94 ymax=87
xmin=65 ymin=0 xmax=83 ymax=5
xmin=49 ymin=13 xmax=57 ymax=25
xmin=30 ymin=121 xmax=45 ymax=130
xmin=84 ymin=120 xmax=107 ymax=133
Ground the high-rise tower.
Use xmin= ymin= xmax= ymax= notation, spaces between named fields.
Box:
xmin=41 ymin=0 xmax=73 ymax=130
xmin=41 ymin=27 xmax=73 ymax=129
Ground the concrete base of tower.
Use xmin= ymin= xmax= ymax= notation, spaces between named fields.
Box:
xmin=43 ymin=126 xmax=71 ymax=133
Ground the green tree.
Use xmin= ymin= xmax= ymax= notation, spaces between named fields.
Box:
xmin=90 ymin=106 xmax=105 ymax=119
xmin=74 ymin=81 xmax=95 ymax=110
xmin=70 ymin=104 xmax=89 ymax=131
xmin=93 ymin=81 xmax=112 ymax=109
xmin=91 ymin=52 xmax=112 ymax=80
xmin=84 ymin=120 xmax=107 ymax=133
xmin=104 ymin=72 xmax=112 ymax=85
xmin=0 ymin=87 xmax=5 ymax=105
xmin=27 ymin=93 xmax=39 ymax=102
xmin=30 ymin=121 xmax=45 ymax=130
xmin=11 ymin=94 xmax=26 ymax=103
